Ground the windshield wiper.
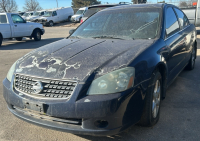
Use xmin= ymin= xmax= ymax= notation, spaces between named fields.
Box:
xmin=69 ymin=36 xmax=82 ymax=39
xmin=92 ymin=36 xmax=125 ymax=40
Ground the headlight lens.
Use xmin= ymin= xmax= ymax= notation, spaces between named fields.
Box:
xmin=7 ymin=61 xmax=17 ymax=82
xmin=87 ymin=67 xmax=135 ymax=95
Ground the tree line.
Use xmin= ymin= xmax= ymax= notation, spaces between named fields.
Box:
xmin=0 ymin=0 xmax=42 ymax=13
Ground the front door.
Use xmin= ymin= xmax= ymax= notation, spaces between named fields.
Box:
xmin=11 ymin=14 xmax=30 ymax=37
xmin=164 ymin=6 xmax=187 ymax=84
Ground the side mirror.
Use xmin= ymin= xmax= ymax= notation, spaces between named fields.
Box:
xmin=24 ymin=20 xmax=27 ymax=23
xmin=69 ymin=29 xmax=76 ymax=35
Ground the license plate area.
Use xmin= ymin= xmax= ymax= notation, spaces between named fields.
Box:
xmin=23 ymin=100 xmax=45 ymax=113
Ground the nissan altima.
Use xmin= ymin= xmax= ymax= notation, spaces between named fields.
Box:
xmin=3 ymin=4 xmax=197 ymax=136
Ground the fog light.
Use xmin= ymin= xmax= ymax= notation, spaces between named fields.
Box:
xmin=94 ymin=120 xmax=108 ymax=128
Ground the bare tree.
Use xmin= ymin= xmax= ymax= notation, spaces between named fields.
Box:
xmin=179 ymin=1 xmax=188 ymax=7
xmin=23 ymin=0 xmax=42 ymax=12
xmin=0 ymin=0 xmax=18 ymax=12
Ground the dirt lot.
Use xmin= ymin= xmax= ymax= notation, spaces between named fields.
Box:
xmin=0 ymin=27 xmax=200 ymax=141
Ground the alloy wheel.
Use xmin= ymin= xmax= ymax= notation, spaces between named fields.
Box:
xmin=152 ymin=80 xmax=161 ymax=118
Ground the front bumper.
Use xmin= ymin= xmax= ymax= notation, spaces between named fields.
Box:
xmin=3 ymin=78 xmax=145 ymax=136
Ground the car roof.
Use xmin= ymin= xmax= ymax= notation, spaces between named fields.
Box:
xmin=102 ymin=4 xmax=164 ymax=11
xmin=87 ymin=3 xmax=131 ymax=9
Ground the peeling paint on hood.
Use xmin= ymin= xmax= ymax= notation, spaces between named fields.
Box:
xmin=15 ymin=38 xmax=155 ymax=82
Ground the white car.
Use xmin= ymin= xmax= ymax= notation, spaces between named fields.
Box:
xmin=37 ymin=7 xmax=74 ymax=26
xmin=21 ymin=11 xmax=35 ymax=20
xmin=0 ymin=13 xmax=45 ymax=46
xmin=71 ymin=7 xmax=88 ymax=22
xmin=26 ymin=10 xmax=46 ymax=22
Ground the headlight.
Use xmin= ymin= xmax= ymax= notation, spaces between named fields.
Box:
xmin=87 ymin=67 xmax=135 ymax=95
xmin=7 ymin=61 xmax=17 ymax=82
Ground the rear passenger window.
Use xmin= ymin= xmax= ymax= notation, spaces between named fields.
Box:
xmin=165 ymin=7 xmax=180 ymax=38
xmin=174 ymin=8 xmax=189 ymax=29
xmin=0 ymin=15 xmax=7 ymax=23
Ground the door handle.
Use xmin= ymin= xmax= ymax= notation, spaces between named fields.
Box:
xmin=15 ymin=25 xmax=17 ymax=27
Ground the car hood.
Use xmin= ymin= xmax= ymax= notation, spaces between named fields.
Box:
xmin=72 ymin=14 xmax=81 ymax=18
xmin=28 ymin=16 xmax=39 ymax=19
xmin=15 ymin=39 xmax=154 ymax=82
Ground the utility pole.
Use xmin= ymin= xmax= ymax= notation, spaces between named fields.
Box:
xmin=56 ymin=0 xmax=58 ymax=8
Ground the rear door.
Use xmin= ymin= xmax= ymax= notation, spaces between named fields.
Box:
xmin=164 ymin=6 xmax=187 ymax=84
xmin=11 ymin=14 xmax=30 ymax=37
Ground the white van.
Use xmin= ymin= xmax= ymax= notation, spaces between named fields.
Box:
xmin=21 ymin=11 xmax=35 ymax=20
xmin=26 ymin=10 xmax=46 ymax=22
xmin=71 ymin=7 xmax=88 ymax=22
xmin=37 ymin=7 xmax=74 ymax=26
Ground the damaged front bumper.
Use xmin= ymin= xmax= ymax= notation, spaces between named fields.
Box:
xmin=3 ymin=78 xmax=145 ymax=136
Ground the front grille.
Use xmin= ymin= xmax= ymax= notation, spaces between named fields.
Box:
xmin=14 ymin=74 xmax=77 ymax=99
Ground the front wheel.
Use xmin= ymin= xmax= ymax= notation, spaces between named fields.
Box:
xmin=49 ymin=21 xmax=54 ymax=27
xmin=0 ymin=36 xmax=2 ymax=46
xmin=186 ymin=45 xmax=196 ymax=70
xmin=33 ymin=29 xmax=41 ymax=41
xmin=16 ymin=37 xmax=23 ymax=41
xmin=138 ymin=70 xmax=162 ymax=127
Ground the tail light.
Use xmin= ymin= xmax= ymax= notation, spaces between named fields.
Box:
xmin=80 ymin=19 xmax=83 ymax=24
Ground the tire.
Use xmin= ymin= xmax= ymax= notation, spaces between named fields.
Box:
xmin=0 ymin=36 xmax=2 ymax=46
xmin=68 ymin=16 xmax=71 ymax=22
xmin=186 ymin=45 xmax=196 ymax=70
xmin=33 ymin=29 xmax=41 ymax=41
xmin=79 ymin=17 xmax=82 ymax=23
xmin=49 ymin=21 xmax=54 ymax=27
xmin=138 ymin=70 xmax=162 ymax=127
xmin=16 ymin=37 xmax=23 ymax=41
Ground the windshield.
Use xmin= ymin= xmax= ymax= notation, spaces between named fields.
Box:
xmin=43 ymin=11 xmax=52 ymax=17
xmin=76 ymin=10 xmax=84 ymax=15
xmin=33 ymin=12 xmax=40 ymax=16
xmin=71 ymin=8 xmax=161 ymax=40
xmin=23 ymin=13 xmax=30 ymax=17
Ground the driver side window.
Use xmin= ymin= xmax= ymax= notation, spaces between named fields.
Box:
xmin=52 ymin=11 xmax=57 ymax=16
xmin=11 ymin=14 xmax=25 ymax=23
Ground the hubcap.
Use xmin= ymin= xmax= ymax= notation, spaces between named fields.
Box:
xmin=152 ymin=80 xmax=161 ymax=118
xmin=192 ymin=47 xmax=195 ymax=66
xmin=37 ymin=32 xmax=41 ymax=39
xmin=50 ymin=22 xmax=53 ymax=26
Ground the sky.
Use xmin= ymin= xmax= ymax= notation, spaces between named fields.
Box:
xmin=16 ymin=0 xmax=133 ymax=12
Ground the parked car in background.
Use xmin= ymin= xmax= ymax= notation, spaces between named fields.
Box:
xmin=180 ymin=1 xmax=200 ymax=26
xmin=71 ymin=7 xmax=88 ymax=22
xmin=3 ymin=4 xmax=197 ymax=136
xmin=81 ymin=2 xmax=131 ymax=23
xmin=22 ymin=11 xmax=35 ymax=20
xmin=18 ymin=12 xmax=25 ymax=16
xmin=26 ymin=10 xmax=46 ymax=22
xmin=36 ymin=7 xmax=74 ymax=26
xmin=0 ymin=13 xmax=45 ymax=46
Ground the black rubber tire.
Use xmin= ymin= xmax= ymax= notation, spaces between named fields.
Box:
xmin=138 ymin=70 xmax=162 ymax=127
xmin=49 ymin=21 xmax=54 ymax=27
xmin=185 ymin=44 xmax=196 ymax=70
xmin=79 ymin=17 xmax=82 ymax=22
xmin=0 ymin=36 xmax=2 ymax=46
xmin=68 ymin=16 xmax=71 ymax=22
xmin=33 ymin=29 xmax=41 ymax=41
xmin=16 ymin=37 xmax=23 ymax=41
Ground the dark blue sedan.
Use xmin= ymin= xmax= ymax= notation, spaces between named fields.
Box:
xmin=3 ymin=4 xmax=197 ymax=136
